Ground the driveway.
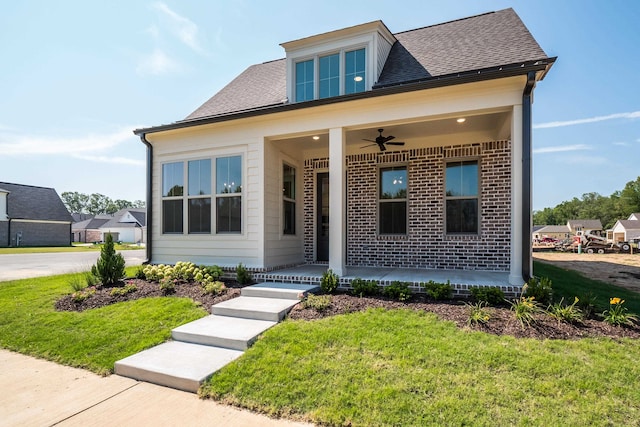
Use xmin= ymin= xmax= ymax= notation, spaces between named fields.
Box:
xmin=0 ymin=250 xmax=146 ymax=281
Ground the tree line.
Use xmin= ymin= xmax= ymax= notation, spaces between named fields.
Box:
xmin=533 ymin=176 xmax=640 ymax=229
xmin=61 ymin=191 xmax=145 ymax=215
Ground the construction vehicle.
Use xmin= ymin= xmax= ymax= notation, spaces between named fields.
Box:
xmin=556 ymin=230 xmax=631 ymax=254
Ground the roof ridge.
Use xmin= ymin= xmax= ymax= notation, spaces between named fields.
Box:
xmin=0 ymin=181 xmax=57 ymax=191
xmin=393 ymin=9 xmax=507 ymax=36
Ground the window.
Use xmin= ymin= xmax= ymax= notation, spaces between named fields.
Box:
xmin=216 ymin=156 xmax=242 ymax=233
xmin=379 ymin=166 xmax=407 ymax=234
xmin=294 ymin=47 xmax=366 ymax=102
xmin=162 ymin=162 xmax=183 ymax=233
xmin=446 ymin=160 xmax=479 ymax=234
xmin=283 ymin=164 xmax=296 ymax=235
xmin=295 ymin=60 xmax=314 ymax=102
xmin=188 ymin=159 xmax=211 ymax=233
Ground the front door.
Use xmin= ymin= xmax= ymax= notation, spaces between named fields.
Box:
xmin=316 ymin=172 xmax=329 ymax=262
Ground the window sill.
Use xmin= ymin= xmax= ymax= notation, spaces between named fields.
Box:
xmin=377 ymin=234 xmax=408 ymax=241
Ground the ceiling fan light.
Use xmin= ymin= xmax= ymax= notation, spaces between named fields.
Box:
xmin=354 ymin=76 xmax=363 ymax=82
xmin=456 ymin=118 xmax=466 ymax=123
xmin=312 ymin=135 xmax=320 ymax=140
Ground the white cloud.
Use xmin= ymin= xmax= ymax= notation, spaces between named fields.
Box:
xmin=153 ymin=2 xmax=204 ymax=54
xmin=612 ymin=141 xmax=629 ymax=147
xmin=533 ymin=144 xmax=591 ymax=154
xmin=136 ymin=48 xmax=182 ymax=75
xmin=0 ymin=126 xmax=143 ymax=168
xmin=534 ymin=111 xmax=640 ymax=129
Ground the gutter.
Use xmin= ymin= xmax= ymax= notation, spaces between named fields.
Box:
xmin=134 ymin=58 xmax=556 ymax=136
xmin=521 ymin=71 xmax=537 ymax=282
xmin=139 ymin=134 xmax=153 ymax=264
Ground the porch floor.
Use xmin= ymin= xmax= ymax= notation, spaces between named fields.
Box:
xmin=254 ymin=264 xmax=514 ymax=291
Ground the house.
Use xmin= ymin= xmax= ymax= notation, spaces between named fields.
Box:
xmin=610 ymin=218 xmax=640 ymax=243
xmin=72 ymin=215 xmax=111 ymax=243
xmin=99 ymin=208 xmax=146 ymax=243
xmin=133 ymin=9 xmax=555 ymax=290
xmin=533 ymin=225 xmax=570 ymax=242
xmin=629 ymin=213 xmax=640 ymax=221
xmin=0 ymin=182 xmax=72 ymax=247
xmin=567 ymin=219 xmax=603 ymax=236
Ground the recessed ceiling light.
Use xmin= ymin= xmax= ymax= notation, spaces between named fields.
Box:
xmin=312 ymin=135 xmax=320 ymax=140
xmin=456 ymin=118 xmax=466 ymax=123
xmin=354 ymin=76 xmax=363 ymax=82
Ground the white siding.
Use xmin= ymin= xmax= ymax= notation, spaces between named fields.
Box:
xmin=375 ymin=31 xmax=393 ymax=82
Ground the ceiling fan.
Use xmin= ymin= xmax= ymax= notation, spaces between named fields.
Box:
xmin=361 ymin=129 xmax=405 ymax=152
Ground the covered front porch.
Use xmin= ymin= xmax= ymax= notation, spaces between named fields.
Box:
xmin=254 ymin=264 xmax=519 ymax=298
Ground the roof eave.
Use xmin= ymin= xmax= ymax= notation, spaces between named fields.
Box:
xmin=134 ymin=58 xmax=556 ymax=136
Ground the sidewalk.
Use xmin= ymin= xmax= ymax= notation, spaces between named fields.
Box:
xmin=0 ymin=349 xmax=312 ymax=427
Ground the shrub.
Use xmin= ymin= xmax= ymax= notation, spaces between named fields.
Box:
xmin=320 ymin=269 xmax=339 ymax=294
xmin=466 ymin=301 xmax=491 ymax=326
xmin=202 ymin=280 xmax=226 ymax=295
xmin=576 ymin=292 xmax=597 ymax=319
xmin=351 ymin=278 xmax=379 ymax=297
xmin=522 ymin=276 xmax=553 ymax=306
xmin=602 ymin=297 xmax=638 ymax=327
xmin=69 ymin=275 xmax=87 ymax=293
xmin=85 ymin=272 xmax=99 ymax=287
xmin=90 ymin=233 xmax=125 ymax=286
xmin=174 ymin=261 xmax=197 ymax=281
xmin=236 ymin=263 xmax=253 ymax=285
xmin=383 ymin=281 xmax=412 ymax=301
xmin=470 ymin=286 xmax=505 ymax=306
xmin=71 ymin=286 xmax=96 ymax=303
xmin=302 ymin=294 xmax=332 ymax=312
xmin=110 ymin=283 xmax=138 ymax=297
xmin=202 ymin=265 xmax=223 ymax=281
xmin=134 ymin=266 xmax=146 ymax=280
xmin=547 ymin=297 xmax=583 ymax=324
xmin=159 ymin=277 xmax=177 ymax=294
xmin=510 ymin=296 xmax=542 ymax=328
xmin=424 ymin=280 xmax=452 ymax=300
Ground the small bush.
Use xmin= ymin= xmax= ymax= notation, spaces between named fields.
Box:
xmin=174 ymin=261 xmax=197 ymax=281
xmin=91 ymin=233 xmax=125 ymax=286
xmin=383 ymin=281 xmax=412 ymax=301
xmin=351 ymin=278 xmax=379 ymax=297
xmin=302 ymin=294 xmax=332 ymax=312
xmin=576 ymin=292 xmax=597 ymax=319
xmin=134 ymin=266 xmax=146 ymax=280
xmin=424 ymin=280 xmax=452 ymax=300
xmin=85 ymin=272 xmax=99 ymax=287
xmin=522 ymin=276 xmax=553 ymax=306
xmin=202 ymin=265 xmax=223 ymax=281
xmin=159 ymin=277 xmax=177 ymax=294
xmin=547 ymin=297 xmax=583 ymax=324
xmin=466 ymin=301 xmax=491 ymax=326
xmin=320 ymin=269 xmax=339 ymax=294
xmin=236 ymin=263 xmax=252 ymax=285
xmin=602 ymin=297 xmax=638 ymax=327
xmin=110 ymin=284 xmax=138 ymax=297
xmin=69 ymin=275 xmax=87 ymax=293
xmin=470 ymin=286 xmax=505 ymax=306
xmin=510 ymin=296 xmax=542 ymax=328
xmin=71 ymin=287 xmax=96 ymax=303
xmin=202 ymin=281 xmax=226 ymax=295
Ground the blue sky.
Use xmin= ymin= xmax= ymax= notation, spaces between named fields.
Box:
xmin=0 ymin=0 xmax=638 ymax=210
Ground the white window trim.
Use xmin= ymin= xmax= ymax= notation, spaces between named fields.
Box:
xmin=281 ymin=161 xmax=297 ymax=237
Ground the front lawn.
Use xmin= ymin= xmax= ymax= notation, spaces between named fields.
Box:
xmin=0 ymin=269 xmax=206 ymax=375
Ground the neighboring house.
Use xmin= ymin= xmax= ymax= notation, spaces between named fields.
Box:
xmin=628 ymin=213 xmax=640 ymax=221
xmin=610 ymin=219 xmax=640 ymax=243
xmin=567 ymin=219 xmax=603 ymax=236
xmin=99 ymin=208 xmax=147 ymax=243
xmin=533 ymin=225 xmax=570 ymax=242
xmin=72 ymin=215 xmax=111 ymax=243
xmin=133 ymin=9 xmax=555 ymax=288
xmin=0 ymin=182 xmax=72 ymax=247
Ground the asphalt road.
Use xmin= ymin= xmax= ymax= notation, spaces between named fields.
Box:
xmin=0 ymin=250 xmax=146 ymax=281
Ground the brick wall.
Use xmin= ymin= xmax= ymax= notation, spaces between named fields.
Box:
xmin=303 ymin=141 xmax=512 ymax=271
xmin=9 ymin=221 xmax=71 ymax=247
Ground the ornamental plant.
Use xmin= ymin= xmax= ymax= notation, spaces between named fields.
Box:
xmin=91 ymin=233 xmax=125 ymax=286
xmin=465 ymin=301 xmax=491 ymax=326
xmin=510 ymin=296 xmax=542 ymax=328
xmin=382 ymin=281 xmax=412 ymax=301
xmin=351 ymin=278 xmax=379 ymax=297
xmin=547 ymin=297 xmax=583 ymax=324
xmin=602 ymin=297 xmax=638 ymax=327
xmin=320 ymin=269 xmax=339 ymax=294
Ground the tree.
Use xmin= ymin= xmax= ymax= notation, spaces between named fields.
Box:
xmin=91 ymin=233 xmax=125 ymax=286
xmin=61 ymin=191 xmax=89 ymax=214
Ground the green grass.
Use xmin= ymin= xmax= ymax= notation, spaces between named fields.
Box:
xmin=202 ymin=309 xmax=640 ymax=426
xmin=0 ymin=243 xmax=143 ymax=254
xmin=0 ymin=269 xmax=206 ymax=375
xmin=534 ymin=260 xmax=640 ymax=314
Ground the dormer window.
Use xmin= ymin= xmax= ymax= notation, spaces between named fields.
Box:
xmin=294 ymin=48 xmax=367 ymax=102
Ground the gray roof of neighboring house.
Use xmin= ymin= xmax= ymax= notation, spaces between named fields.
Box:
xmin=0 ymin=182 xmax=72 ymax=222
xmin=145 ymin=8 xmax=551 ymax=130
xmin=616 ymin=220 xmax=640 ymax=230
xmin=100 ymin=208 xmax=146 ymax=229
xmin=536 ymin=225 xmax=570 ymax=234
xmin=567 ymin=219 xmax=603 ymax=230
xmin=71 ymin=216 xmax=111 ymax=231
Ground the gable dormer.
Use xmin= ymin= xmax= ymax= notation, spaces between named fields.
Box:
xmin=281 ymin=20 xmax=395 ymax=103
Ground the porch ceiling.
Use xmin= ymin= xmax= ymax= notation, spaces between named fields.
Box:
xmin=270 ymin=110 xmax=511 ymax=152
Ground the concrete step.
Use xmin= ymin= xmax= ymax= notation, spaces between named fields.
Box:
xmin=212 ymin=296 xmax=299 ymax=322
xmin=172 ymin=315 xmax=277 ymax=351
xmin=114 ymin=341 xmax=243 ymax=393
xmin=241 ymin=282 xmax=320 ymax=300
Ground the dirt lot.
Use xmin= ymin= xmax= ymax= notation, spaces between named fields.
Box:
xmin=533 ymin=251 xmax=640 ymax=293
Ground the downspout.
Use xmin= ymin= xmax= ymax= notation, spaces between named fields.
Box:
xmin=7 ymin=218 xmax=11 ymax=247
xmin=139 ymin=134 xmax=153 ymax=264
xmin=522 ymin=71 xmax=536 ymax=282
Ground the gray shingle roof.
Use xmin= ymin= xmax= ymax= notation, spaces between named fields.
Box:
xmin=567 ymin=219 xmax=603 ymax=230
xmin=0 ymin=182 xmax=72 ymax=222
xmin=617 ymin=220 xmax=640 ymax=230
xmin=100 ymin=208 xmax=146 ymax=229
xmin=182 ymin=8 xmax=549 ymax=122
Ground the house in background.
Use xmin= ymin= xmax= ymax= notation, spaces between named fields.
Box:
xmin=567 ymin=219 xmax=603 ymax=236
xmin=134 ymin=8 xmax=555 ymax=290
xmin=99 ymin=208 xmax=146 ymax=243
xmin=72 ymin=215 xmax=111 ymax=243
xmin=0 ymin=182 xmax=72 ymax=247
xmin=532 ymin=225 xmax=570 ymax=242
xmin=610 ymin=215 xmax=640 ymax=243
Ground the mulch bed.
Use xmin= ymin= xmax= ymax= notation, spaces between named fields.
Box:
xmin=55 ymin=281 xmax=640 ymax=340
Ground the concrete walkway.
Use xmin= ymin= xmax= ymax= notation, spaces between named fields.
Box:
xmin=0 ymin=349 xmax=312 ymax=427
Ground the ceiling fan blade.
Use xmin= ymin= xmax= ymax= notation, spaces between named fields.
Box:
xmin=383 ymin=135 xmax=396 ymax=142
xmin=362 ymin=138 xmax=376 ymax=143
xmin=360 ymin=143 xmax=378 ymax=148
xmin=385 ymin=141 xmax=405 ymax=145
